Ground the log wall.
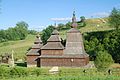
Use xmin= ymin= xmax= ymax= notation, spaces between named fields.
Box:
xmin=27 ymin=55 xmax=39 ymax=67
xmin=41 ymin=57 xmax=89 ymax=67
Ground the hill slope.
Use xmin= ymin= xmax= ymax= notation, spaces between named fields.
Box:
xmin=59 ymin=18 xmax=114 ymax=39
xmin=0 ymin=35 xmax=35 ymax=60
xmin=0 ymin=18 xmax=115 ymax=60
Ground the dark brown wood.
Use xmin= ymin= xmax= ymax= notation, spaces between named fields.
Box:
xmin=41 ymin=50 xmax=63 ymax=55
xmin=40 ymin=57 xmax=89 ymax=67
xmin=27 ymin=55 xmax=39 ymax=67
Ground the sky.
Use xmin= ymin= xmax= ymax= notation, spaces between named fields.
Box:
xmin=0 ymin=0 xmax=120 ymax=31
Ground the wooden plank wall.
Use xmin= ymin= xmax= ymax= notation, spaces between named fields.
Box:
xmin=41 ymin=57 xmax=89 ymax=67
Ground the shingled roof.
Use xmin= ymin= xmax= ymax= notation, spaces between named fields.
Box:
xmin=47 ymin=35 xmax=61 ymax=42
xmin=26 ymin=49 xmax=40 ymax=56
xmin=64 ymin=12 xmax=88 ymax=56
xmin=41 ymin=30 xmax=64 ymax=50
xmin=34 ymin=35 xmax=42 ymax=44
xmin=64 ymin=28 xmax=86 ymax=55
xmin=32 ymin=44 xmax=43 ymax=49
xmin=41 ymin=42 xmax=64 ymax=50
xmin=52 ymin=29 xmax=59 ymax=35
xmin=27 ymin=35 xmax=43 ymax=56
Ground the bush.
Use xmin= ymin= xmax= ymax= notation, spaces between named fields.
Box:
xmin=94 ymin=51 xmax=114 ymax=71
xmin=32 ymin=68 xmax=42 ymax=76
xmin=0 ymin=66 xmax=10 ymax=78
xmin=10 ymin=67 xmax=28 ymax=77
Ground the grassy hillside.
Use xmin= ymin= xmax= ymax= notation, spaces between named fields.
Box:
xmin=59 ymin=18 xmax=114 ymax=39
xmin=80 ymin=18 xmax=114 ymax=33
xmin=0 ymin=35 xmax=35 ymax=60
xmin=0 ymin=18 xmax=115 ymax=60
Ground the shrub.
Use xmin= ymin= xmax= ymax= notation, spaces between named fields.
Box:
xmin=33 ymin=68 xmax=42 ymax=76
xmin=94 ymin=51 xmax=114 ymax=71
xmin=10 ymin=67 xmax=28 ymax=77
xmin=0 ymin=66 xmax=10 ymax=78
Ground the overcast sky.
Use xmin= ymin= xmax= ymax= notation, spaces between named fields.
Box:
xmin=0 ymin=0 xmax=120 ymax=31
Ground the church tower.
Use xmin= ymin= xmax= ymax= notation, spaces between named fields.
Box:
xmin=64 ymin=11 xmax=89 ymax=66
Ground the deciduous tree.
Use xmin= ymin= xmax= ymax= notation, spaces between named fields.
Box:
xmin=109 ymin=7 xmax=120 ymax=30
xmin=94 ymin=51 xmax=114 ymax=71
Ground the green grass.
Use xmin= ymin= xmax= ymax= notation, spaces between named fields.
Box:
xmin=4 ymin=75 xmax=120 ymax=80
xmin=59 ymin=18 xmax=115 ymax=39
xmin=80 ymin=18 xmax=114 ymax=33
xmin=1 ymin=67 xmax=120 ymax=80
xmin=0 ymin=34 xmax=35 ymax=60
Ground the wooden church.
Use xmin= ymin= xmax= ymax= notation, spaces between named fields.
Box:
xmin=26 ymin=12 xmax=89 ymax=67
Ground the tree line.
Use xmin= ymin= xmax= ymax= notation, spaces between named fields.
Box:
xmin=0 ymin=21 xmax=28 ymax=42
xmin=0 ymin=21 xmax=38 ymax=43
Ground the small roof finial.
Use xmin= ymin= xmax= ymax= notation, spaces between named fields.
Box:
xmin=73 ymin=11 xmax=75 ymax=17
xmin=72 ymin=11 xmax=76 ymax=23
xmin=71 ymin=11 xmax=78 ymax=28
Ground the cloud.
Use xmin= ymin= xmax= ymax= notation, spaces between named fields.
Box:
xmin=92 ymin=12 xmax=110 ymax=17
xmin=51 ymin=17 xmax=79 ymax=21
xmin=51 ymin=18 xmax=71 ymax=21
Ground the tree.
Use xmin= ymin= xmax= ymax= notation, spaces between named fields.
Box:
xmin=94 ymin=51 xmax=114 ymax=71
xmin=109 ymin=7 xmax=120 ymax=30
xmin=28 ymin=30 xmax=37 ymax=35
xmin=84 ymin=37 xmax=99 ymax=60
xmin=0 ymin=30 xmax=7 ymax=42
xmin=16 ymin=21 xmax=29 ymax=30
xmin=84 ymin=30 xmax=120 ymax=63
xmin=78 ymin=16 xmax=86 ymax=28
xmin=65 ymin=22 xmax=71 ymax=29
xmin=80 ymin=16 xmax=86 ymax=22
xmin=41 ymin=25 xmax=55 ymax=44
xmin=57 ymin=23 xmax=64 ymax=31
xmin=103 ymin=30 xmax=120 ymax=63
xmin=15 ymin=21 xmax=29 ymax=40
xmin=0 ymin=21 xmax=29 ymax=42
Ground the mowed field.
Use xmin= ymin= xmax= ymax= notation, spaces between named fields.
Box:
xmin=0 ymin=18 xmax=115 ymax=60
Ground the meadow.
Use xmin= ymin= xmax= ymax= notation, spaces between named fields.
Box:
xmin=0 ymin=34 xmax=35 ymax=60
xmin=4 ymin=75 xmax=120 ymax=80
xmin=0 ymin=66 xmax=120 ymax=80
